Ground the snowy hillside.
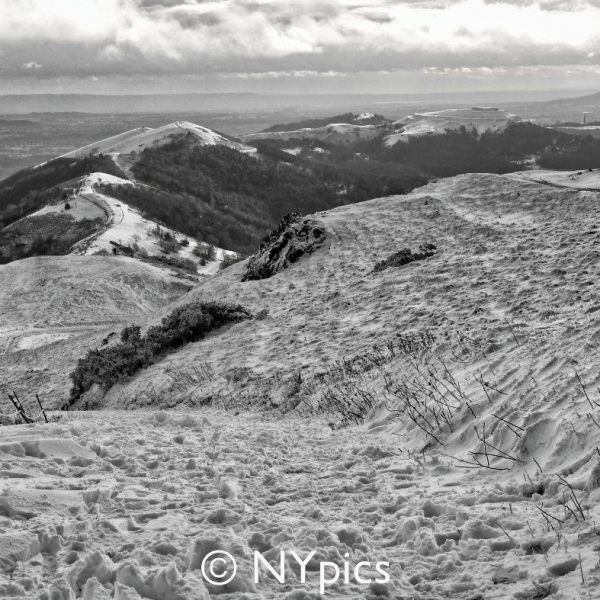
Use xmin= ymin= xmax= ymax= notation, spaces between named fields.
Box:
xmin=94 ymin=170 xmax=600 ymax=479
xmin=70 ymin=167 xmax=600 ymax=492
xmin=245 ymin=122 xmax=388 ymax=145
xmin=61 ymin=121 xmax=256 ymax=159
xmin=18 ymin=172 xmax=235 ymax=275
xmin=246 ymin=107 xmax=521 ymax=148
xmin=3 ymin=170 xmax=600 ymax=598
xmin=385 ymin=107 xmax=520 ymax=146
xmin=514 ymin=168 xmax=600 ymax=189
xmin=0 ymin=254 xmax=191 ymax=401
xmin=73 ymin=173 xmax=235 ymax=274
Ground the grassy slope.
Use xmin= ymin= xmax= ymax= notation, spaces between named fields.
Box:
xmin=0 ymin=256 xmax=192 ymax=406
xmin=112 ymin=137 xmax=426 ymax=254
xmin=99 ymin=172 xmax=600 ymax=473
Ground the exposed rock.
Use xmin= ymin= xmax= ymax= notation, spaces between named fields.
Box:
xmin=242 ymin=212 xmax=326 ymax=281
xmin=373 ymin=243 xmax=436 ymax=273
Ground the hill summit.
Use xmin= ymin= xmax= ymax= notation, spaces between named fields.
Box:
xmin=60 ymin=120 xmax=256 ymax=159
xmin=385 ymin=107 xmax=520 ymax=145
xmin=244 ymin=107 xmax=519 ymax=147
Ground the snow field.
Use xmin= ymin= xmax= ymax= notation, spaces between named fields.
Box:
xmin=1 ymin=409 xmax=599 ymax=599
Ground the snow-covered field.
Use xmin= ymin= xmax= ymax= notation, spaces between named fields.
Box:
xmin=2 ymin=409 xmax=599 ymax=599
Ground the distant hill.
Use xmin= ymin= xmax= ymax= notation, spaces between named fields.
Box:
xmin=263 ymin=112 xmax=390 ymax=132
xmin=0 ymin=120 xmax=427 ymax=263
xmin=384 ymin=107 xmax=519 ymax=145
xmin=540 ymin=90 xmax=600 ymax=122
xmin=102 ymin=134 xmax=426 ymax=253
xmin=250 ymin=108 xmax=519 ymax=146
xmin=245 ymin=111 xmax=599 ymax=176
xmin=59 ymin=120 xmax=256 ymax=159
xmin=544 ymin=90 xmax=600 ymax=106
xmin=2 ymin=113 xmax=600 ymax=265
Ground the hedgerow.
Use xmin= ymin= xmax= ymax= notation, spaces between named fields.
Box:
xmin=68 ymin=301 xmax=253 ymax=402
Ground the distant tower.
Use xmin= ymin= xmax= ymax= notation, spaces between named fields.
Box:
xmin=583 ymin=112 xmax=590 ymax=125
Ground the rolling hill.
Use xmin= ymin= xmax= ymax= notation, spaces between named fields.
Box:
xmin=0 ymin=170 xmax=236 ymax=274
xmin=81 ymin=168 xmax=600 ymax=482
xmin=244 ymin=110 xmax=600 ymax=177
xmin=60 ymin=121 xmax=256 ymax=159
xmin=2 ymin=169 xmax=598 ymax=599
xmin=0 ymin=120 xmax=428 ymax=262
xmin=384 ymin=107 xmax=520 ymax=145
xmin=246 ymin=107 xmax=519 ymax=147
xmin=3 ymin=112 xmax=599 ymax=269
xmin=0 ymin=254 xmax=192 ymax=404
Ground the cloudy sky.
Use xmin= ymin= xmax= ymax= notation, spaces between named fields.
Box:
xmin=1 ymin=0 xmax=599 ymax=94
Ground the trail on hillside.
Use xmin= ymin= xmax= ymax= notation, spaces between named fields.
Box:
xmin=0 ymin=410 xmax=597 ymax=599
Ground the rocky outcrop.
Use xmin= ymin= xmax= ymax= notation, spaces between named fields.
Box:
xmin=242 ymin=212 xmax=326 ymax=281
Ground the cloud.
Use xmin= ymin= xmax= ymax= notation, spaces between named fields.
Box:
xmin=0 ymin=0 xmax=599 ymax=79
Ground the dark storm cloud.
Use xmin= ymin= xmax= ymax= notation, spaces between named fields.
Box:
xmin=0 ymin=0 xmax=599 ymax=79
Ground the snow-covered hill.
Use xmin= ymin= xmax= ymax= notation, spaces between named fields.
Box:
xmin=245 ymin=107 xmax=521 ymax=148
xmin=3 ymin=170 xmax=600 ymax=599
xmin=59 ymin=168 xmax=596 ymax=487
xmin=0 ymin=254 xmax=192 ymax=402
xmin=74 ymin=173 xmax=234 ymax=273
xmin=384 ymin=107 xmax=520 ymax=146
xmin=245 ymin=122 xmax=388 ymax=145
xmin=61 ymin=121 xmax=256 ymax=159
xmin=16 ymin=172 xmax=235 ymax=275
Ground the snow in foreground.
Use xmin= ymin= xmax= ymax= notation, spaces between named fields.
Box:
xmin=0 ymin=410 xmax=598 ymax=599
